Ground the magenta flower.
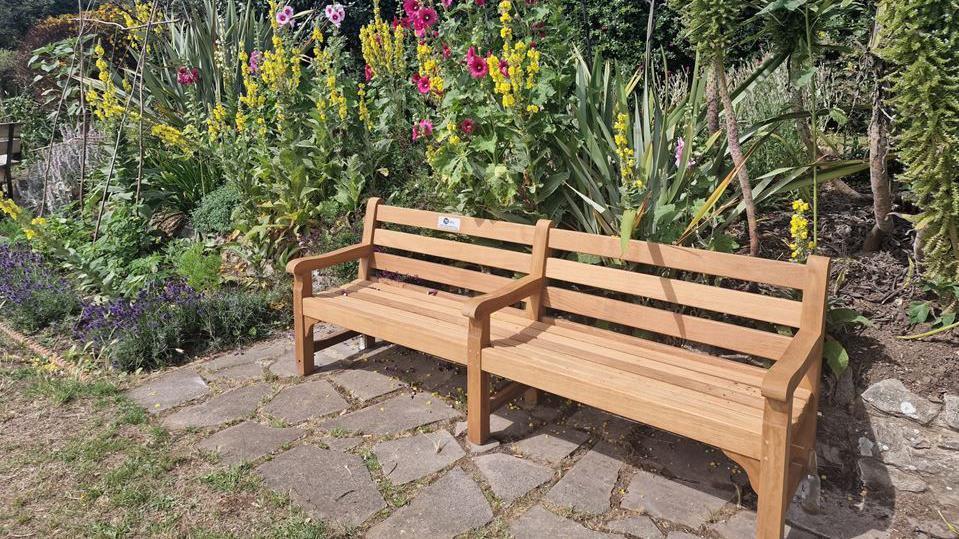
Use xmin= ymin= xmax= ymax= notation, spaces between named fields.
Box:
xmin=249 ymin=50 xmax=263 ymax=73
xmin=460 ymin=118 xmax=475 ymax=135
xmin=176 ymin=66 xmax=199 ymax=85
xmin=442 ymin=0 xmax=453 ymax=7
xmin=416 ymin=7 xmax=438 ymax=27
xmin=412 ymin=118 xmax=434 ymax=140
xmin=365 ymin=64 xmax=374 ymax=81
xmin=475 ymin=0 xmax=486 ymax=5
xmin=403 ymin=0 xmax=419 ymax=17
xmin=675 ymin=136 xmax=685 ymax=167
xmin=324 ymin=3 xmax=345 ymax=27
xmin=466 ymin=47 xmax=488 ymax=78
xmin=498 ymin=59 xmax=509 ymax=78
xmin=442 ymin=42 xmax=451 ymax=59
xmin=417 ymin=76 xmax=431 ymax=94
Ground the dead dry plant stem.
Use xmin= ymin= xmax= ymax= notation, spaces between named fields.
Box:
xmin=714 ymin=55 xmax=760 ymax=256
xmin=93 ymin=0 xmax=160 ymax=240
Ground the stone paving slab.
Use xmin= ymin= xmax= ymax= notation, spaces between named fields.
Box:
xmin=709 ymin=510 xmax=816 ymax=539
xmin=319 ymin=392 xmax=460 ymax=435
xmin=256 ymin=444 xmax=385 ymax=527
xmin=197 ymin=421 xmax=303 ymax=465
xmin=366 ymin=467 xmax=493 ymax=538
xmin=330 ymin=368 xmax=406 ymax=401
xmin=605 ymin=515 xmax=664 ymax=537
xmin=454 ymin=408 xmax=535 ymax=440
xmin=546 ymin=441 xmax=623 ymax=515
xmin=373 ymin=430 xmax=464 ymax=485
xmin=206 ymin=338 xmax=292 ymax=371
xmin=363 ymin=347 xmax=464 ymax=394
xmin=633 ymin=429 xmax=740 ymax=493
xmin=262 ymin=379 xmax=349 ymax=424
xmin=204 ymin=361 xmax=265 ymax=382
xmin=268 ymin=351 xmax=344 ymax=378
xmin=513 ymin=425 xmax=589 ymax=463
xmin=622 ymin=469 xmax=732 ymax=529
xmin=323 ymin=436 xmax=363 ymax=452
xmin=510 ymin=506 xmax=620 ymax=538
xmin=473 ymin=452 xmax=553 ymax=504
xmin=784 ymin=490 xmax=893 ymax=539
xmin=126 ymin=368 xmax=209 ymax=414
xmin=162 ymin=383 xmax=272 ymax=430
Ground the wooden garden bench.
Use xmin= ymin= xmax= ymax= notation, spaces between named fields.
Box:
xmin=0 ymin=123 xmax=22 ymax=199
xmin=287 ymin=198 xmax=829 ymax=539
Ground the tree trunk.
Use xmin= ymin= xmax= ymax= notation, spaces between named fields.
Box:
xmin=714 ymin=56 xmax=760 ymax=256
xmin=863 ymin=19 xmax=894 ymax=252
xmin=863 ymin=84 xmax=892 ymax=251
xmin=706 ymin=69 xmax=720 ymax=135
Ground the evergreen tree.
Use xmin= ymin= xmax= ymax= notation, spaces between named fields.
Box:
xmin=877 ymin=0 xmax=959 ymax=286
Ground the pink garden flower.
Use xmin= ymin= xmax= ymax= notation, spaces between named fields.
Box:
xmin=249 ymin=50 xmax=263 ymax=73
xmin=416 ymin=7 xmax=438 ymax=27
xmin=412 ymin=118 xmax=434 ymax=140
xmin=365 ymin=64 xmax=374 ymax=81
xmin=403 ymin=0 xmax=419 ymax=17
xmin=324 ymin=3 xmax=345 ymax=28
xmin=442 ymin=42 xmax=451 ymax=59
xmin=442 ymin=0 xmax=453 ymax=7
xmin=674 ymin=136 xmax=685 ymax=166
xmin=466 ymin=47 xmax=488 ymax=78
xmin=498 ymin=58 xmax=509 ymax=78
xmin=460 ymin=118 xmax=475 ymax=135
xmin=474 ymin=0 xmax=486 ymax=5
xmin=176 ymin=66 xmax=199 ymax=85
xmin=276 ymin=10 xmax=291 ymax=26
xmin=417 ymin=75 xmax=431 ymax=94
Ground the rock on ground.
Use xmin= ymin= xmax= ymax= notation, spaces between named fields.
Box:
xmin=262 ymin=379 xmax=349 ymax=424
xmin=162 ymin=383 xmax=272 ymax=430
xmin=372 ymin=430 xmax=464 ymax=485
xmin=197 ymin=421 xmax=303 ymax=465
xmin=473 ymin=453 xmax=553 ymax=504
xmin=126 ymin=368 xmax=209 ymax=413
xmin=545 ymin=441 xmax=622 ymax=514
xmin=510 ymin=506 xmax=618 ymax=538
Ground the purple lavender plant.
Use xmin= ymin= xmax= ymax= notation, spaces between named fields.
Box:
xmin=0 ymin=244 xmax=79 ymax=332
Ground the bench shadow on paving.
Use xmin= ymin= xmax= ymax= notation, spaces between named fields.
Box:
xmin=126 ymin=336 xmax=893 ymax=538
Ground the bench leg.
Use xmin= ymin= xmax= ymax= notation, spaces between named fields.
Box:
xmin=363 ymin=335 xmax=376 ymax=349
xmin=466 ymin=317 xmax=490 ymax=445
xmin=523 ymin=388 xmax=540 ymax=406
xmin=295 ymin=316 xmax=316 ymax=377
xmin=757 ymin=399 xmax=793 ymax=539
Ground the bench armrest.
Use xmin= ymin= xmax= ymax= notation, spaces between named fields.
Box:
xmin=462 ymin=275 xmax=543 ymax=320
xmin=286 ymin=243 xmax=372 ymax=277
xmin=761 ymin=329 xmax=821 ymax=402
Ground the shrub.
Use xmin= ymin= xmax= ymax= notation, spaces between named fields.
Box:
xmin=75 ymin=280 xmax=283 ymax=371
xmin=0 ymin=244 xmax=80 ymax=332
xmin=173 ymin=242 xmax=222 ymax=292
xmin=191 ymin=183 xmax=240 ymax=236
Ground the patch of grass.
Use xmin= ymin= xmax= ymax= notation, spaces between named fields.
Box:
xmin=27 ymin=375 xmax=118 ymax=405
xmin=60 ymin=426 xmax=131 ymax=465
xmin=265 ymin=516 xmax=329 ymax=538
xmin=201 ymin=464 xmax=259 ymax=493
xmin=328 ymin=427 xmax=350 ymax=438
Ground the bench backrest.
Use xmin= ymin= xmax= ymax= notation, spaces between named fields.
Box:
xmin=361 ymin=199 xmax=549 ymax=302
xmin=0 ymin=123 xmax=21 ymax=159
xmin=543 ymin=229 xmax=823 ymax=361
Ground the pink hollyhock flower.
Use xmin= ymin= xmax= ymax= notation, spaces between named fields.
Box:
xmin=416 ymin=7 xmax=438 ymax=27
xmin=413 ymin=17 xmax=427 ymax=37
xmin=442 ymin=0 xmax=453 ymax=7
xmin=419 ymin=118 xmax=433 ymax=137
xmin=276 ymin=10 xmax=291 ymax=26
xmin=324 ymin=3 xmax=345 ymax=28
xmin=282 ymin=5 xmax=294 ymax=17
xmin=674 ymin=136 xmax=685 ymax=167
xmin=499 ymin=59 xmax=509 ymax=78
xmin=411 ymin=125 xmax=419 ymax=141
xmin=403 ymin=0 xmax=419 ymax=17
xmin=176 ymin=66 xmax=199 ymax=85
xmin=411 ymin=72 xmax=421 ymax=84
xmin=442 ymin=42 xmax=451 ymax=59
xmin=466 ymin=47 xmax=488 ymax=78
xmin=249 ymin=50 xmax=263 ymax=73
xmin=460 ymin=118 xmax=475 ymax=135
xmin=417 ymin=76 xmax=431 ymax=94
xmin=365 ymin=64 xmax=374 ymax=81
xmin=474 ymin=0 xmax=485 ymax=5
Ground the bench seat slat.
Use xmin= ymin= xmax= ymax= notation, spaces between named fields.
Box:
xmin=374 ymin=228 xmax=532 ymax=273
xmin=546 ymin=257 xmax=803 ymax=327
xmin=302 ymin=279 xmax=810 ymax=458
xmin=364 ymin=278 xmax=812 ymax=401
xmin=358 ymin=282 xmax=795 ymax=404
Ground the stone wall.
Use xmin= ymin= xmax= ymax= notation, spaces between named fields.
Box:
xmin=829 ymin=378 xmax=959 ymax=537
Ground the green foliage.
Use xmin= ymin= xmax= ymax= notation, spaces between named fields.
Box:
xmin=197 ymin=288 xmax=282 ymax=348
xmin=906 ymin=279 xmax=959 ymax=331
xmin=877 ymin=0 xmax=959 ymax=287
xmin=676 ymin=0 xmax=743 ymax=59
xmin=173 ymin=242 xmax=222 ymax=292
xmin=191 ymin=183 xmax=240 ymax=236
